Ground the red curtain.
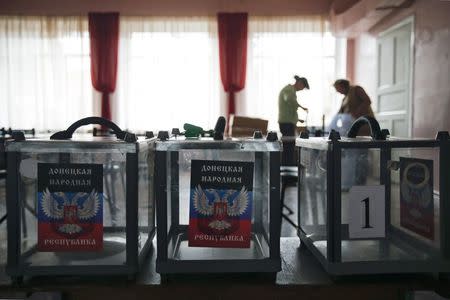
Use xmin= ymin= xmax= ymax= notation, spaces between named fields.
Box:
xmin=217 ymin=13 xmax=248 ymax=117
xmin=88 ymin=12 xmax=119 ymax=121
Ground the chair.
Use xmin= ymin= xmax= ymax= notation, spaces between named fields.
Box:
xmin=93 ymin=128 xmax=124 ymax=226
xmin=280 ymin=166 xmax=298 ymax=228
xmin=0 ymin=136 xmax=7 ymax=225
xmin=0 ymin=169 xmax=6 ymax=225
xmin=0 ymin=130 xmax=37 ymax=236
xmin=227 ymin=117 xmax=298 ymax=228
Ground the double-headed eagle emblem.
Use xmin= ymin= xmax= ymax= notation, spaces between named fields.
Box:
xmin=192 ymin=185 xmax=249 ymax=230
xmin=41 ymin=188 xmax=100 ymax=234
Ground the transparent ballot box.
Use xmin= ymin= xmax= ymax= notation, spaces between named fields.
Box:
xmin=153 ymin=132 xmax=281 ymax=274
xmin=5 ymin=117 xmax=155 ymax=282
xmin=296 ymin=116 xmax=450 ymax=276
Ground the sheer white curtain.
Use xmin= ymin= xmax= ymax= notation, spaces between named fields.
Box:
xmin=0 ymin=16 xmax=92 ymax=131
xmin=242 ymin=16 xmax=345 ymax=130
xmin=116 ymin=17 xmax=222 ymax=132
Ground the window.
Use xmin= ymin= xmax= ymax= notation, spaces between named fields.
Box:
xmin=116 ymin=17 xmax=221 ymax=132
xmin=0 ymin=16 xmax=92 ymax=131
xmin=243 ymin=16 xmax=346 ymax=130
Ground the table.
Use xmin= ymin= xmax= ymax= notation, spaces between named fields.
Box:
xmin=0 ymin=238 xmax=448 ymax=300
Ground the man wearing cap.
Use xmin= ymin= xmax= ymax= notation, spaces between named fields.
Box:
xmin=278 ymin=75 xmax=309 ymax=165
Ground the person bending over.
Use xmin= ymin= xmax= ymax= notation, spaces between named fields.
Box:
xmin=333 ymin=79 xmax=375 ymax=136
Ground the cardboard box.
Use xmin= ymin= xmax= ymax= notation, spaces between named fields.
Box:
xmin=229 ymin=115 xmax=268 ymax=137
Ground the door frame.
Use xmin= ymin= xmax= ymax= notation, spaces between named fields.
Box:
xmin=377 ymin=15 xmax=415 ymax=137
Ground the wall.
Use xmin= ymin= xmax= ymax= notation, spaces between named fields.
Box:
xmin=353 ymin=33 xmax=377 ymax=106
xmin=346 ymin=38 xmax=356 ymax=83
xmin=353 ymin=0 xmax=450 ymax=138
xmin=0 ymin=0 xmax=332 ymax=16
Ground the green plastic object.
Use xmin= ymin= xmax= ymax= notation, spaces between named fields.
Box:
xmin=183 ymin=123 xmax=214 ymax=138
xmin=183 ymin=123 xmax=203 ymax=138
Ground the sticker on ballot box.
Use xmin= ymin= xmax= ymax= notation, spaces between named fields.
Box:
xmin=188 ymin=160 xmax=254 ymax=248
xmin=400 ymin=157 xmax=434 ymax=240
xmin=349 ymin=185 xmax=385 ymax=239
xmin=37 ymin=163 xmax=103 ymax=251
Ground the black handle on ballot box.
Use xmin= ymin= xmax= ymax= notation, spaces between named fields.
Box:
xmin=347 ymin=115 xmax=385 ymax=140
xmin=50 ymin=116 xmax=137 ymax=142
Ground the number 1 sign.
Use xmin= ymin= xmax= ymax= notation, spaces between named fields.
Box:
xmin=349 ymin=185 xmax=385 ymax=239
